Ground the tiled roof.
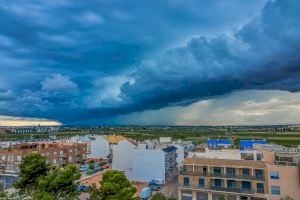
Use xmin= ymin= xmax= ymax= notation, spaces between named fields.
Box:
xmin=184 ymin=157 xmax=267 ymax=168
xmin=162 ymin=146 xmax=177 ymax=153
xmin=103 ymin=135 xmax=126 ymax=144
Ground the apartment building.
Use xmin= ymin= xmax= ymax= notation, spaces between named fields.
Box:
xmin=179 ymin=145 xmax=300 ymax=200
xmin=179 ymin=158 xmax=268 ymax=200
xmin=261 ymin=147 xmax=300 ymax=200
xmin=0 ymin=141 xmax=87 ymax=188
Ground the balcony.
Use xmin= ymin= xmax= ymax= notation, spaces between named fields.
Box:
xmin=178 ymin=184 xmax=257 ymax=195
xmin=180 ymin=169 xmax=264 ymax=180
xmin=210 ymin=186 xmax=255 ymax=194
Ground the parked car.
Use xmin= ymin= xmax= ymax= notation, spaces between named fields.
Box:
xmin=77 ymin=185 xmax=88 ymax=192
xmin=140 ymin=187 xmax=151 ymax=199
xmin=80 ymin=165 xmax=88 ymax=172
xmin=148 ymin=181 xmax=161 ymax=191
xmin=102 ymin=164 xmax=110 ymax=169
xmin=151 ymin=178 xmax=164 ymax=186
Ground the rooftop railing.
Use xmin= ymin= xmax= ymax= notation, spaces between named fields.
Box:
xmin=180 ymin=169 xmax=265 ymax=180
xmin=178 ymin=184 xmax=258 ymax=194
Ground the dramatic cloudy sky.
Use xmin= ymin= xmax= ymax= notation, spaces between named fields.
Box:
xmin=1 ymin=0 xmax=300 ymax=125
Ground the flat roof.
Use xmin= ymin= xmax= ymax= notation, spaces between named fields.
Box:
xmin=184 ymin=157 xmax=267 ymax=168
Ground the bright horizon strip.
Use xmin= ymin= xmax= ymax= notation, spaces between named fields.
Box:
xmin=0 ymin=116 xmax=62 ymax=127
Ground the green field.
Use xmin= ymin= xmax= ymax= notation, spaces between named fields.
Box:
xmin=1 ymin=126 xmax=300 ymax=147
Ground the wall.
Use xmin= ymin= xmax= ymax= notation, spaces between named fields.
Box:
xmin=189 ymin=148 xmax=241 ymax=160
xmin=159 ymin=137 xmax=172 ymax=144
xmin=112 ymin=139 xmax=136 ymax=176
xmin=267 ymin=164 xmax=300 ymax=200
xmin=130 ymin=148 xmax=165 ymax=182
xmin=88 ymin=136 xmax=110 ymax=159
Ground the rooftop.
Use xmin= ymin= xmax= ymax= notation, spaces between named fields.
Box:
xmin=103 ymin=135 xmax=126 ymax=144
xmin=184 ymin=157 xmax=267 ymax=168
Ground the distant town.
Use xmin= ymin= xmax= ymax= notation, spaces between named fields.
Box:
xmin=0 ymin=125 xmax=299 ymax=200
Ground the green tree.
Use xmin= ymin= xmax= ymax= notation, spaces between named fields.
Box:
xmin=0 ymin=191 xmax=8 ymax=199
xmin=89 ymin=170 xmax=138 ymax=200
xmin=151 ymin=193 xmax=176 ymax=200
xmin=151 ymin=193 xmax=167 ymax=200
xmin=35 ymin=164 xmax=81 ymax=200
xmin=89 ymin=160 xmax=95 ymax=170
xmin=14 ymin=153 xmax=49 ymax=195
xmin=88 ymin=184 xmax=102 ymax=200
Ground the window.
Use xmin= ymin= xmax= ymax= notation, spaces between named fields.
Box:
xmin=16 ymin=156 xmax=22 ymax=163
xmin=257 ymin=183 xmax=264 ymax=193
xmin=255 ymin=169 xmax=263 ymax=178
xmin=242 ymin=181 xmax=251 ymax=189
xmin=271 ymin=186 xmax=280 ymax=195
xmin=227 ymin=180 xmax=236 ymax=188
xmin=198 ymin=178 xmax=205 ymax=188
xmin=226 ymin=168 xmax=235 ymax=176
xmin=214 ymin=179 xmax=221 ymax=187
xmin=242 ymin=169 xmax=250 ymax=177
xmin=183 ymin=177 xmax=189 ymax=186
xmin=214 ymin=167 xmax=222 ymax=176
xmin=270 ymin=171 xmax=279 ymax=179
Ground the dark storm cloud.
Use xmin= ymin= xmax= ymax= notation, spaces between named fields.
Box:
xmin=1 ymin=0 xmax=300 ymax=124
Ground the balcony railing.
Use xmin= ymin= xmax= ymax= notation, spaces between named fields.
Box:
xmin=210 ymin=186 xmax=255 ymax=194
xmin=180 ymin=170 xmax=264 ymax=180
xmin=178 ymin=184 xmax=258 ymax=194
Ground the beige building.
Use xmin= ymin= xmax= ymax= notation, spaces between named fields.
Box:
xmin=178 ymin=149 xmax=300 ymax=200
xmin=178 ymin=158 xmax=269 ymax=200
xmin=262 ymin=150 xmax=300 ymax=200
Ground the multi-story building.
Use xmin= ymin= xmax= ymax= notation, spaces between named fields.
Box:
xmin=179 ymin=158 xmax=268 ymax=200
xmin=0 ymin=141 xmax=87 ymax=188
xmin=179 ymin=146 xmax=300 ymax=200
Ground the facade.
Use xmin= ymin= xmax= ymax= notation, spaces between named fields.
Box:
xmin=189 ymin=148 xmax=241 ymax=160
xmin=131 ymin=147 xmax=166 ymax=182
xmin=129 ymin=145 xmax=177 ymax=182
xmin=178 ymin=158 xmax=269 ymax=200
xmin=159 ymin=137 xmax=172 ymax=144
xmin=89 ymin=136 xmax=110 ymax=159
xmin=178 ymin=147 xmax=300 ymax=200
xmin=261 ymin=149 xmax=300 ymax=200
xmin=0 ymin=141 xmax=87 ymax=188
xmin=111 ymin=138 xmax=136 ymax=176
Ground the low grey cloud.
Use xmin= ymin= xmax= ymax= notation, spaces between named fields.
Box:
xmin=116 ymin=90 xmax=300 ymax=126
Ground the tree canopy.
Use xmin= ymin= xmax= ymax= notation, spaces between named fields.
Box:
xmin=89 ymin=170 xmax=138 ymax=200
xmin=151 ymin=193 xmax=176 ymax=200
xmin=35 ymin=164 xmax=81 ymax=200
xmin=14 ymin=153 xmax=49 ymax=194
xmin=13 ymin=153 xmax=81 ymax=200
